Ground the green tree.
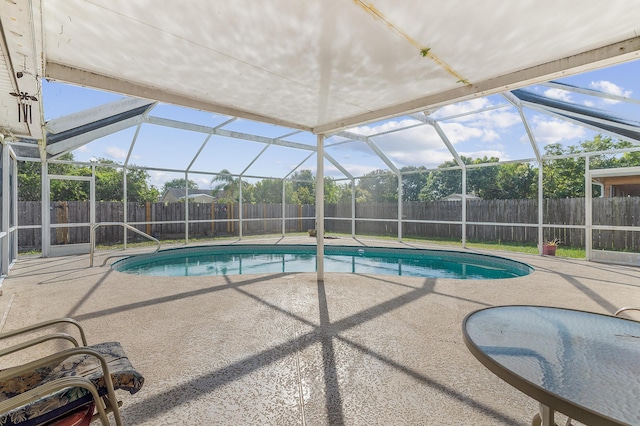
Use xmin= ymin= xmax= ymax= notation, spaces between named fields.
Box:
xmin=467 ymin=158 xmax=500 ymax=199
xmin=324 ymin=177 xmax=340 ymax=204
xmin=542 ymin=143 xmax=582 ymax=198
xmin=494 ymin=163 xmax=538 ymax=199
xmin=18 ymin=154 xmax=158 ymax=202
xmin=357 ymin=169 xmax=398 ymax=202
xmin=334 ymin=181 xmax=369 ymax=204
xmin=428 ymin=161 xmax=537 ymax=200
xmin=418 ymin=156 xmax=513 ymax=200
xmin=419 ymin=168 xmax=453 ymax=201
xmin=289 ymin=169 xmax=315 ymax=204
xmin=162 ymin=178 xmax=198 ymax=193
xmin=19 ymin=153 xmax=89 ymax=201
xmin=400 ymin=166 xmax=428 ymax=201
xmin=93 ymin=159 xmax=158 ymax=202
xmin=542 ymin=135 xmax=639 ymax=198
xmin=254 ymin=179 xmax=292 ymax=203
xmin=292 ymin=186 xmax=314 ymax=205
xmin=211 ymin=169 xmax=253 ymax=203
xmin=18 ymin=160 xmax=45 ymax=201
xmin=127 ymin=168 xmax=160 ymax=202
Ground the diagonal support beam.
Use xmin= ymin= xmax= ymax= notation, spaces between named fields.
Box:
xmin=338 ymin=131 xmax=399 ymax=175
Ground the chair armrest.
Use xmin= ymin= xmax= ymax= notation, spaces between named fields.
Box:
xmin=0 ymin=346 xmax=123 ymax=425
xmin=0 ymin=376 xmax=111 ymax=426
xmin=0 ymin=332 xmax=80 ymax=358
xmin=0 ymin=346 xmax=113 ymax=385
xmin=0 ymin=318 xmax=87 ymax=346
xmin=614 ymin=306 xmax=640 ymax=317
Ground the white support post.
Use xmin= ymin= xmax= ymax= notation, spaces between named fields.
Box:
xmin=397 ymin=174 xmax=403 ymax=242
xmin=239 ymin=177 xmax=243 ymax=240
xmin=123 ymin=167 xmax=128 ymax=250
xmin=11 ymin=151 xmax=17 ymax=267
xmin=185 ymin=172 xmax=191 ymax=243
xmin=41 ymin=161 xmax=50 ymax=257
xmin=1 ymin=145 xmax=9 ymax=275
xmin=282 ymin=179 xmax=286 ymax=237
xmin=461 ymin=167 xmax=467 ymax=248
xmin=351 ymin=178 xmax=356 ymax=238
xmin=90 ymin=165 xmax=96 ymax=233
xmin=585 ymin=155 xmax=592 ymax=260
xmin=538 ymin=161 xmax=544 ymax=254
xmin=316 ymin=135 xmax=325 ymax=282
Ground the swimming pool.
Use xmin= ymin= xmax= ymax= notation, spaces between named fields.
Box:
xmin=111 ymin=245 xmax=533 ymax=279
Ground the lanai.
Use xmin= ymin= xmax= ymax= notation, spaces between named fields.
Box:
xmin=2 ymin=2 xmax=640 ymax=280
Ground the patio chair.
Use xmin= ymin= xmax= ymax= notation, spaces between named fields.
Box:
xmin=613 ymin=306 xmax=640 ymax=317
xmin=0 ymin=318 xmax=144 ymax=426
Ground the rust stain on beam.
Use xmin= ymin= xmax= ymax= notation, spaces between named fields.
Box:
xmin=353 ymin=0 xmax=469 ymax=84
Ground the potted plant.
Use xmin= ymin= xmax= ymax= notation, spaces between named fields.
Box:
xmin=543 ymin=238 xmax=560 ymax=256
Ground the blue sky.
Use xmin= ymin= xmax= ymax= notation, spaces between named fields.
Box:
xmin=42 ymin=58 xmax=640 ymax=190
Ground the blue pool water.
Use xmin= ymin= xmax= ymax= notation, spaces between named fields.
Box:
xmin=112 ymin=245 xmax=533 ymax=279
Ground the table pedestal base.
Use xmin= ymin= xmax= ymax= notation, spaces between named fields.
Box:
xmin=532 ymin=404 xmax=574 ymax=426
xmin=531 ymin=404 xmax=555 ymax=426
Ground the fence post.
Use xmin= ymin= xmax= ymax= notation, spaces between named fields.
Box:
xmin=146 ymin=201 xmax=151 ymax=236
xmin=281 ymin=180 xmax=286 ymax=237
xmin=585 ymin=155 xmax=592 ymax=260
xmin=461 ymin=168 xmax=467 ymax=248
xmin=351 ymin=178 xmax=356 ymax=238
xmin=239 ymin=177 xmax=243 ymax=240
xmin=211 ymin=202 xmax=215 ymax=237
xmin=538 ymin=162 xmax=544 ymax=254
xmin=397 ymin=174 xmax=403 ymax=242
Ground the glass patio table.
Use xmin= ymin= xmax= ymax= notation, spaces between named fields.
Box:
xmin=463 ymin=305 xmax=640 ymax=426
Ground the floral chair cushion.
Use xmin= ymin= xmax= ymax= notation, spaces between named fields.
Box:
xmin=0 ymin=341 xmax=144 ymax=426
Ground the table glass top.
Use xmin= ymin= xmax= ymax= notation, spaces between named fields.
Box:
xmin=464 ymin=306 xmax=640 ymax=425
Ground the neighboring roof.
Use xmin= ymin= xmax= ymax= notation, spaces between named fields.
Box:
xmin=442 ymin=193 xmax=481 ymax=201
xmin=162 ymin=188 xmax=214 ymax=199
xmin=179 ymin=194 xmax=217 ymax=202
xmin=2 ymin=1 xmax=640 ymax=139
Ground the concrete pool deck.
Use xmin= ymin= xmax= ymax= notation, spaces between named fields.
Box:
xmin=1 ymin=237 xmax=639 ymax=425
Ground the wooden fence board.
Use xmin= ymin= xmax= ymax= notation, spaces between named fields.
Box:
xmin=16 ymin=197 xmax=640 ymax=252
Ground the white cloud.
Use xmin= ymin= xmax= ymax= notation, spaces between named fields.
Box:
xmin=350 ymin=118 xmax=422 ymax=137
xmin=483 ymin=111 xmax=521 ymax=129
xmin=104 ymin=146 xmax=127 ymax=160
xmin=590 ymin=80 xmax=632 ymax=104
xmin=431 ymin=99 xmax=520 ymax=130
xmin=148 ymin=170 xmax=172 ymax=189
xmin=325 ymin=163 xmax=379 ymax=178
xmin=389 ymin=149 xmax=458 ymax=167
xmin=482 ymin=129 xmax=500 ymax=142
xmin=439 ymin=122 xmax=484 ymax=143
xmin=341 ymin=120 xmax=445 ymax=154
xmin=193 ymin=176 xmax=212 ymax=189
xmin=583 ymin=100 xmax=595 ymax=107
xmin=544 ymin=88 xmax=572 ymax=102
xmin=523 ymin=117 xmax=586 ymax=144
xmin=336 ymin=112 xmax=515 ymax=168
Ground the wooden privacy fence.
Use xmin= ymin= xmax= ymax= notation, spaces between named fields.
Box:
xmin=16 ymin=197 xmax=640 ymax=252
xmin=18 ymin=202 xmax=316 ymax=251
